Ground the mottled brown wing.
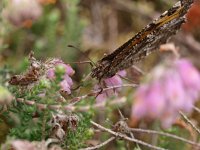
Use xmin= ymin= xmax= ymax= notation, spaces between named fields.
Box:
xmin=9 ymin=74 xmax=39 ymax=86
xmin=91 ymin=0 xmax=194 ymax=80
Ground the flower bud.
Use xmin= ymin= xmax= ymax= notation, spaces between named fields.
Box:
xmin=0 ymin=86 xmax=13 ymax=105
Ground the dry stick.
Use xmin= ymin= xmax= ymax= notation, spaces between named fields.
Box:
xmin=80 ymin=137 xmax=116 ymax=150
xmin=70 ymin=83 xmax=138 ymax=105
xmin=131 ymin=65 xmax=145 ymax=75
xmin=129 ymin=128 xmax=200 ymax=147
xmin=179 ymin=111 xmax=200 ymax=135
xmin=16 ymin=97 xmax=126 ymax=112
xmin=90 ymin=121 xmax=168 ymax=150
xmin=192 ymin=106 xmax=200 ymax=114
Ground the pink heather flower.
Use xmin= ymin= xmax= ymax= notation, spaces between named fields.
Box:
xmin=133 ymin=82 xmax=166 ymax=119
xmin=175 ymin=59 xmax=200 ymax=100
xmin=46 ymin=68 xmax=55 ymax=79
xmin=46 ymin=59 xmax=75 ymax=78
xmin=132 ymin=59 xmax=200 ymax=128
xmin=160 ymin=109 xmax=179 ymax=129
xmin=3 ymin=0 xmax=42 ymax=27
xmin=132 ymin=85 xmax=148 ymax=118
xmin=64 ymin=64 xmax=75 ymax=76
xmin=63 ymin=74 xmax=73 ymax=87
xmin=46 ymin=59 xmax=75 ymax=95
xmin=145 ymin=82 xmax=166 ymax=118
xmin=95 ymin=70 xmax=126 ymax=103
xmin=60 ymin=79 xmax=71 ymax=94
xmin=164 ymin=71 xmax=185 ymax=110
xmin=118 ymin=70 xmax=127 ymax=77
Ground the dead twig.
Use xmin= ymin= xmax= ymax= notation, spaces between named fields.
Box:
xmin=192 ymin=106 xmax=200 ymax=114
xmin=129 ymin=127 xmax=200 ymax=147
xmin=90 ymin=121 xmax=168 ymax=150
xmin=16 ymin=97 xmax=126 ymax=112
xmin=179 ymin=111 xmax=200 ymax=135
xmin=80 ymin=137 xmax=115 ymax=150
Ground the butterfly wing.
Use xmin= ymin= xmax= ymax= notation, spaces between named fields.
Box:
xmin=91 ymin=0 xmax=194 ymax=80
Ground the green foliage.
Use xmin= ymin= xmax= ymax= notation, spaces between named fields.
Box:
xmin=33 ymin=0 xmax=84 ymax=61
xmin=0 ymin=60 xmax=93 ymax=148
xmin=158 ymin=127 xmax=190 ymax=150
xmin=62 ymin=113 xmax=93 ymax=150
xmin=8 ymin=104 xmax=49 ymax=141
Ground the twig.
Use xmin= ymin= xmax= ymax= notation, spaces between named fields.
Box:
xmin=70 ymin=83 xmax=138 ymax=105
xmin=16 ymin=97 xmax=126 ymax=112
xmin=192 ymin=106 xmax=200 ymax=114
xmin=179 ymin=111 xmax=200 ymax=135
xmin=16 ymin=84 xmax=138 ymax=111
xmin=80 ymin=137 xmax=115 ymax=150
xmin=129 ymin=128 xmax=200 ymax=147
xmin=90 ymin=121 xmax=168 ymax=150
xmin=131 ymin=65 xmax=145 ymax=75
xmin=15 ymin=83 xmax=137 ymax=110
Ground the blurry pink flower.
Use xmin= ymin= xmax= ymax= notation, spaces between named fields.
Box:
xmin=3 ymin=0 xmax=42 ymax=27
xmin=132 ymin=59 xmax=200 ymax=128
xmin=164 ymin=71 xmax=185 ymax=110
xmin=145 ymin=82 xmax=166 ymax=118
xmin=160 ymin=109 xmax=179 ymax=129
xmin=176 ymin=59 xmax=200 ymax=100
xmin=131 ymin=85 xmax=148 ymax=118
xmin=95 ymin=70 xmax=126 ymax=103
xmin=133 ymin=82 xmax=166 ymax=119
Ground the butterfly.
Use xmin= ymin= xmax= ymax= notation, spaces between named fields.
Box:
xmin=91 ymin=0 xmax=194 ymax=80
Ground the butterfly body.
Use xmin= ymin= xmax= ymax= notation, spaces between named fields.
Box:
xmin=91 ymin=0 xmax=194 ymax=80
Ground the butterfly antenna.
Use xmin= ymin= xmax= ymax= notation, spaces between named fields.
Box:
xmin=67 ymin=45 xmax=97 ymax=67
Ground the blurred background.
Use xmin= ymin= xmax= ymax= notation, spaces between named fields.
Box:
xmin=1 ymin=0 xmax=200 ymax=80
xmin=1 ymin=0 xmax=200 ymax=149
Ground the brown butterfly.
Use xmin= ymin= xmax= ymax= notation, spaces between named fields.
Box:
xmin=91 ymin=0 xmax=194 ymax=80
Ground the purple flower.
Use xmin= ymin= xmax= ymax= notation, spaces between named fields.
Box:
xmin=46 ymin=59 xmax=75 ymax=95
xmin=64 ymin=64 xmax=75 ymax=76
xmin=60 ymin=78 xmax=71 ymax=94
xmin=95 ymin=70 xmax=126 ymax=103
xmin=163 ymin=71 xmax=185 ymax=110
xmin=46 ymin=59 xmax=75 ymax=78
xmin=46 ymin=68 xmax=55 ymax=79
xmin=132 ymin=59 xmax=200 ymax=128
xmin=133 ymin=82 xmax=166 ymax=119
xmin=176 ymin=59 xmax=200 ymax=100
xmin=132 ymin=85 xmax=148 ymax=119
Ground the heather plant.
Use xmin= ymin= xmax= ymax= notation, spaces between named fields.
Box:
xmin=1 ymin=0 xmax=200 ymax=150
